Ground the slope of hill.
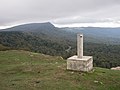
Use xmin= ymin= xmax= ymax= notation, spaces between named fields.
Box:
xmin=1 ymin=22 xmax=56 ymax=32
xmin=61 ymin=27 xmax=120 ymax=44
xmin=0 ymin=50 xmax=120 ymax=90
xmin=0 ymin=31 xmax=75 ymax=59
xmin=0 ymin=22 xmax=75 ymax=40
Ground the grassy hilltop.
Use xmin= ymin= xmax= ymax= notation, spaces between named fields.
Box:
xmin=0 ymin=50 xmax=120 ymax=90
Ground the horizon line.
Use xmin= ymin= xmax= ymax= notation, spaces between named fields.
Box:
xmin=0 ymin=22 xmax=120 ymax=29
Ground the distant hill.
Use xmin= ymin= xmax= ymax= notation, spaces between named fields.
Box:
xmin=61 ymin=27 xmax=120 ymax=38
xmin=1 ymin=22 xmax=120 ymax=44
xmin=1 ymin=22 xmax=75 ymax=40
xmin=0 ymin=50 xmax=120 ymax=90
xmin=1 ymin=22 xmax=56 ymax=32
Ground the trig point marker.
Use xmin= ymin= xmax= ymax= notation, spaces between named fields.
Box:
xmin=67 ymin=34 xmax=93 ymax=72
xmin=77 ymin=34 xmax=83 ymax=58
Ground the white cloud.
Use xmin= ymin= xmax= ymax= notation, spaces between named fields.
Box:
xmin=54 ymin=22 xmax=120 ymax=28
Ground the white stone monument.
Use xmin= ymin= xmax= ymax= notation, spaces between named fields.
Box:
xmin=67 ymin=34 xmax=93 ymax=72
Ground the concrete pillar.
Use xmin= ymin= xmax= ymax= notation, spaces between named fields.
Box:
xmin=77 ymin=34 xmax=83 ymax=58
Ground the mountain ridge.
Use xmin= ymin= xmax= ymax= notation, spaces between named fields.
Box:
xmin=1 ymin=22 xmax=120 ymax=39
xmin=0 ymin=22 xmax=56 ymax=32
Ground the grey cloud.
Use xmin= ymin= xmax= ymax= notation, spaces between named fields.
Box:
xmin=0 ymin=0 xmax=120 ymax=27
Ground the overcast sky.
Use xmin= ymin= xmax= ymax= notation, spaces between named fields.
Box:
xmin=0 ymin=0 xmax=120 ymax=29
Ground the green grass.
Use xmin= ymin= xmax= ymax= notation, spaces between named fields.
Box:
xmin=0 ymin=50 xmax=120 ymax=90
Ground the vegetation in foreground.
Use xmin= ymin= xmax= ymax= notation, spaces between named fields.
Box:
xmin=0 ymin=50 xmax=120 ymax=90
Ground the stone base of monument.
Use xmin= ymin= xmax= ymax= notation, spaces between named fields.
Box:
xmin=67 ymin=55 xmax=93 ymax=72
